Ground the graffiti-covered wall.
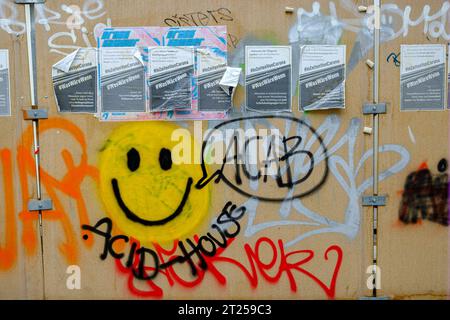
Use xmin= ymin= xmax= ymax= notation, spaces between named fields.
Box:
xmin=0 ymin=0 xmax=448 ymax=299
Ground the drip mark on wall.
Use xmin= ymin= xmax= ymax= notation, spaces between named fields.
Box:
xmin=408 ymin=126 xmax=416 ymax=144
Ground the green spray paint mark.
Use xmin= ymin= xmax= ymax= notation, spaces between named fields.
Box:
xmin=205 ymin=146 xmax=213 ymax=164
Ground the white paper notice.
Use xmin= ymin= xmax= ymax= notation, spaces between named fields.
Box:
xmin=299 ymin=45 xmax=346 ymax=111
xmin=245 ymin=46 xmax=292 ymax=112
xmin=219 ymin=67 xmax=241 ymax=98
xmin=400 ymin=44 xmax=446 ymax=111
xmin=0 ymin=50 xmax=11 ymax=116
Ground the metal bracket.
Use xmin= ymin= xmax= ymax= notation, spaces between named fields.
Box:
xmin=22 ymin=108 xmax=48 ymax=120
xmin=362 ymin=195 xmax=387 ymax=207
xmin=28 ymin=199 xmax=53 ymax=212
xmin=363 ymin=103 xmax=387 ymax=115
xmin=14 ymin=0 xmax=46 ymax=4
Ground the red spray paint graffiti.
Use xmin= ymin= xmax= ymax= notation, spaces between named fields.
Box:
xmin=114 ymin=236 xmax=343 ymax=299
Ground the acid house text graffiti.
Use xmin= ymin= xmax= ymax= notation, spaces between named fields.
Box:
xmin=82 ymin=201 xmax=246 ymax=279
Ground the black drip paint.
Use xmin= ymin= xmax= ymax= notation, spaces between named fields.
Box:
xmin=437 ymin=158 xmax=448 ymax=173
xmin=159 ymin=148 xmax=172 ymax=171
xmin=399 ymin=167 xmax=449 ymax=226
xmin=127 ymin=148 xmax=140 ymax=172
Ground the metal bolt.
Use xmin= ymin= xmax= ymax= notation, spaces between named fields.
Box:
xmin=358 ymin=5 xmax=368 ymax=12
xmin=285 ymin=6 xmax=294 ymax=13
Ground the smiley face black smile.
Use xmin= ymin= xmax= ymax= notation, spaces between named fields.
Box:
xmin=111 ymin=147 xmax=193 ymax=226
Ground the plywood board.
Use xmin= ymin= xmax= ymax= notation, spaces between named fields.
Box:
xmin=0 ymin=0 xmax=448 ymax=299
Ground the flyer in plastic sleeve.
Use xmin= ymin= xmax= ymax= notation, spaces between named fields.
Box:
xmin=52 ymin=48 xmax=97 ymax=113
xmin=99 ymin=47 xmax=146 ymax=113
xmin=299 ymin=45 xmax=346 ymax=111
xmin=196 ymin=47 xmax=230 ymax=111
xmin=245 ymin=46 xmax=292 ymax=112
xmin=149 ymin=46 xmax=194 ymax=112
xmin=0 ymin=50 xmax=11 ymax=116
xmin=400 ymin=44 xmax=446 ymax=111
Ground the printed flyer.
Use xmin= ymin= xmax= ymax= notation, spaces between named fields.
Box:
xmin=196 ymin=47 xmax=230 ymax=111
xmin=245 ymin=46 xmax=292 ymax=112
xmin=52 ymin=48 xmax=97 ymax=113
xmin=400 ymin=44 xmax=446 ymax=111
xmin=149 ymin=46 xmax=194 ymax=112
xmin=95 ymin=26 xmax=228 ymax=121
xmin=298 ymin=45 xmax=346 ymax=111
xmin=0 ymin=50 xmax=10 ymax=116
xmin=99 ymin=47 xmax=146 ymax=113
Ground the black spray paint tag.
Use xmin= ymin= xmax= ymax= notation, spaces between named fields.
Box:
xmin=149 ymin=46 xmax=194 ymax=112
xmin=400 ymin=44 xmax=446 ymax=111
xmin=196 ymin=47 xmax=231 ymax=111
xmin=298 ymin=45 xmax=346 ymax=111
xmin=52 ymin=48 xmax=97 ymax=113
xmin=0 ymin=50 xmax=11 ymax=116
xmin=100 ymin=47 xmax=147 ymax=113
xmin=245 ymin=46 xmax=292 ymax=112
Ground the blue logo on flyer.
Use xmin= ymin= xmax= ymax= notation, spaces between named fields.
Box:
xmin=166 ymin=29 xmax=204 ymax=46
xmin=101 ymin=30 xmax=139 ymax=47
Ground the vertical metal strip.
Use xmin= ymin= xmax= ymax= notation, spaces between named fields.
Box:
xmin=371 ymin=0 xmax=381 ymax=298
xmin=25 ymin=4 xmax=36 ymax=106
xmin=24 ymin=2 xmax=46 ymax=299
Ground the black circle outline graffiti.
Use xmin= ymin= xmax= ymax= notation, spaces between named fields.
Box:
xmin=195 ymin=115 xmax=329 ymax=202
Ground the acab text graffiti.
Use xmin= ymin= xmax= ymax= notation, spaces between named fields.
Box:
xmin=196 ymin=116 xmax=329 ymax=202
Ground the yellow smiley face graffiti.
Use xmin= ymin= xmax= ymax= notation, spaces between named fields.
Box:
xmin=99 ymin=122 xmax=210 ymax=243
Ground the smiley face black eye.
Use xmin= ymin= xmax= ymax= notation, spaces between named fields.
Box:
xmin=159 ymin=148 xmax=172 ymax=171
xmin=127 ymin=148 xmax=140 ymax=172
xmin=438 ymin=158 xmax=448 ymax=173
